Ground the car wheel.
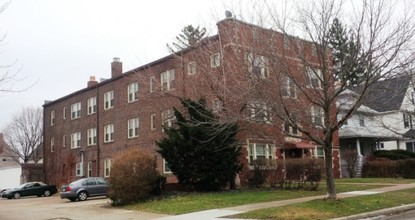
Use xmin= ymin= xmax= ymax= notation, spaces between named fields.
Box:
xmin=69 ymin=198 xmax=76 ymax=202
xmin=44 ymin=190 xmax=51 ymax=197
xmin=77 ymin=191 xmax=88 ymax=201
xmin=13 ymin=192 xmax=20 ymax=199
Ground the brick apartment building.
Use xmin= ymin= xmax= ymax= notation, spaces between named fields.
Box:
xmin=43 ymin=18 xmax=341 ymax=187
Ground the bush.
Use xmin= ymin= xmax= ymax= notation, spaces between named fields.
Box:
xmin=108 ymin=148 xmax=161 ymax=205
xmin=361 ymin=158 xmax=399 ymax=178
xmin=247 ymin=160 xmax=275 ymax=188
xmin=373 ymin=150 xmax=415 ymax=160
xmin=399 ymin=159 xmax=415 ymax=179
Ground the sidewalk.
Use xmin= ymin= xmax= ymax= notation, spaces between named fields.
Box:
xmin=156 ymin=183 xmax=415 ymax=220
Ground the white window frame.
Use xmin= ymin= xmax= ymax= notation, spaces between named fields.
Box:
xmin=162 ymin=109 xmax=175 ymax=132
xmin=71 ymin=132 xmax=81 ymax=149
xmin=104 ymin=124 xmax=114 ymax=143
xmin=358 ymin=114 xmax=365 ymax=127
xmin=87 ymin=128 xmax=97 ymax=146
xmin=306 ymin=67 xmax=322 ymax=88
xmin=212 ymin=99 xmax=223 ymax=113
xmin=311 ymin=106 xmax=324 ymax=126
xmin=247 ymin=52 xmax=269 ymax=79
xmin=63 ymin=107 xmax=67 ymax=120
xmin=50 ymin=111 xmax=55 ymax=126
xmin=163 ymin=159 xmax=172 ymax=174
xmin=282 ymin=76 xmax=297 ymax=99
xmin=403 ymin=113 xmax=413 ymax=129
xmin=87 ymin=161 xmax=92 ymax=177
xmin=50 ymin=137 xmax=55 ymax=153
xmin=104 ymin=90 xmax=114 ymax=110
xmin=315 ymin=146 xmax=325 ymax=159
xmin=248 ymin=143 xmax=275 ymax=163
xmin=87 ymin=97 xmax=97 ymax=115
xmin=187 ymin=61 xmax=197 ymax=75
xmin=160 ymin=69 xmax=175 ymax=91
xmin=71 ymin=102 xmax=81 ymax=119
xmin=210 ymin=53 xmax=221 ymax=68
xmin=249 ymin=100 xmax=271 ymax=123
xmin=151 ymin=113 xmax=156 ymax=131
xmin=283 ymin=121 xmax=299 ymax=136
xmin=128 ymin=118 xmax=139 ymax=138
xmin=76 ymin=162 xmax=83 ymax=177
xmin=150 ymin=76 xmax=156 ymax=93
xmin=104 ymin=159 xmax=111 ymax=177
xmin=128 ymin=82 xmax=139 ymax=103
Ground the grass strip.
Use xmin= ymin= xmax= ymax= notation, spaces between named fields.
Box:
xmin=234 ymin=188 xmax=415 ymax=220
xmin=125 ymin=183 xmax=388 ymax=215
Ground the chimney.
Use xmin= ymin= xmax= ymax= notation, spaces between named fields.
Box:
xmin=0 ymin=133 xmax=4 ymax=154
xmin=111 ymin=57 xmax=123 ymax=78
xmin=87 ymin=76 xmax=98 ymax=87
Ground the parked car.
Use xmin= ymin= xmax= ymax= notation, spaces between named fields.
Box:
xmin=60 ymin=177 xmax=109 ymax=202
xmin=1 ymin=182 xmax=57 ymax=199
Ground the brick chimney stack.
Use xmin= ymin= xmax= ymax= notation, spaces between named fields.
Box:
xmin=87 ymin=76 xmax=98 ymax=87
xmin=111 ymin=57 xmax=122 ymax=78
xmin=0 ymin=133 xmax=4 ymax=154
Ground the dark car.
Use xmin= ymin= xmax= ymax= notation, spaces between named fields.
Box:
xmin=1 ymin=182 xmax=57 ymax=199
xmin=60 ymin=177 xmax=109 ymax=202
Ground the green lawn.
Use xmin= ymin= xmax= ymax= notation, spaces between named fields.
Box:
xmin=125 ymin=179 xmax=397 ymax=215
xmin=234 ymin=188 xmax=415 ymax=220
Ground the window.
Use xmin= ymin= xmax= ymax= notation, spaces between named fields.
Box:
xmin=87 ymin=128 xmax=97 ymax=146
xmin=311 ymin=106 xmax=324 ymax=126
xmin=406 ymin=142 xmax=415 ymax=152
xmin=50 ymin=138 xmax=55 ymax=153
xmin=71 ymin=132 xmax=81 ymax=149
xmin=187 ymin=61 xmax=197 ymax=75
xmin=162 ymin=109 xmax=176 ymax=132
xmin=282 ymin=76 xmax=297 ymax=98
xmin=248 ymin=100 xmax=271 ymax=122
xmin=284 ymin=121 xmax=298 ymax=135
xmin=128 ymin=82 xmax=139 ymax=102
xmin=161 ymin=69 xmax=175 ymax=91
xmin=315 ymin=146 xmax=325 ymax=159
xmin=63 ymin=107 xmax=67 ymax=120
xmin=76 ymin=162 xmax=83 ymax=177
xmin=212 ymin=99 xmax=223 ymax=113
xmin=247 ymin=53 xmax=269 ymax=78
xmin=50 ymin=111 xmax=55 ymax=125
xmin=63 ymin=135 xmax=67 ymax=148
xmin=163 ymin=159 xmax=172 ymax=173
xmin=248 ymin=143 xmax=275 ymax=163
xmin=104 ymin=124 xmax=114 ymax=143
xmin=71 ymin=102 xmax=81 ymax=119
xmin=210 ymin=53 xmax=221 ymax=67
xmin=128 ymin=118 xmax=139 ymax=138
xmin=87 ymin=97 xmax=97 ymax=115
xmin=306 ymin=67 xmax=322 ymax=88
xmin=311 ymin=44 xmax=317 ymax=56
xmin=104 ymin=159 xmax=111 ymax=177
xmin=104 ymin=90 xmax=114 ymax=110
xmin=403 ymin=113 xmax=413 ymax=129
xmin=151 ymin=114 xmax=156 ymax=131
xmin=87 ymin=161 xmax=92 ymax=177
xmin=358 ymin=114 xmax=365 ymax=127
xmin=150 ymin=76 xmax=156 ymax=93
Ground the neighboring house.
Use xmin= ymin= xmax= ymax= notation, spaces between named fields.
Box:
xmin=43 ymin=17 xmax=341 ymax=187
xmin=338 ymin=75 xmax=415 ymax=177
xmin=0 ymin=133 xmax=21 ymax=190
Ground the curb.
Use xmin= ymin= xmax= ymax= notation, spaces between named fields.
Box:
xmin=330 ymin=203 xmax=415 ymax=220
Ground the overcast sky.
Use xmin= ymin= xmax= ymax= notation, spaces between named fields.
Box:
xmin=0 ymin=0 xmax=242 ymax=129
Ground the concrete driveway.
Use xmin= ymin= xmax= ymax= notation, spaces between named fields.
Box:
xmin=0 ymin=195 xmax=168 ymax=220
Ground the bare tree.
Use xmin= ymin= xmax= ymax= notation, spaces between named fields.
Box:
xmin=3 ymin=107 xmax=43 ymax=163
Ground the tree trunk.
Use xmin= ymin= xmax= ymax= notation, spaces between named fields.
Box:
xmin=324 ymin=146 xmax=337 ymax=199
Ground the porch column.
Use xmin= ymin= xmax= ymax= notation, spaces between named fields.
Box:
xmin=356 ymin=138 xmax=362 ymax=156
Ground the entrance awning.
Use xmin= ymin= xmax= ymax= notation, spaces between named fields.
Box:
xmin=285 ymin=142 xmax=315 ymax=149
